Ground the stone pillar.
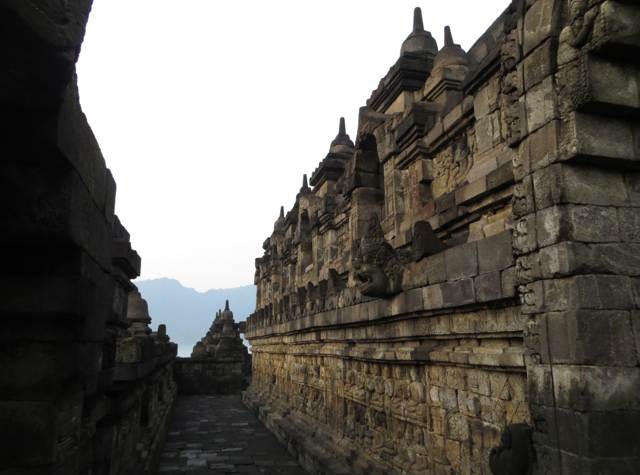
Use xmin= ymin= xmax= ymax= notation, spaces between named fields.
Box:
xmin=510 ymin=0 xmax=640 ymax=472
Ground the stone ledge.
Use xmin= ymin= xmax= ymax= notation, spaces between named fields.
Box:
xmin=246 ymin=274 xmax=519 ymax=340
xmin=114 ymin=360 xmax=156 ymax=381
xmin=243 ymin=391 xmax=383 ymax=475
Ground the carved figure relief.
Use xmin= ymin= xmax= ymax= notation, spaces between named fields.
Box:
xmin=563 ymin=0 xmax=599 ymax=49
xmin=372 ymin=411 xmax=387 ymax=453
xmin=407 ymin=428 xmax=430 ymax=475
xmin=432 ymin=134 xmax=475 ymax=195
xmin=371 ymin=374 xmax=385 ymax=412
xmin=407 ymin=367 xmax=428 ymax=425
xmin=392 ymin=377 xmax=408 ymax=419
xmin=352 ymin=214 xmax=405 ymax=297
xmin=392 ymin=424 xmax=412 ymax=471
xmin=345 ymin=401 xmax=357 ymax=439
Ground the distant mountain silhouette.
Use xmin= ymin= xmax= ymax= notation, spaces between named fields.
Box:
xmin=135 ymin=278 xmax=256 ymax=356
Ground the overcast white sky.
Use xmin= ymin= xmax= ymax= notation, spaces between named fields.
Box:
xmin=76 ymin=0 xmax=510 ymax=293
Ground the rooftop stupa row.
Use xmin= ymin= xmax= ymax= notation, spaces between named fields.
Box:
xmin=191 ymin=300 xmax=249 ymax=358
xmin=401 ymin=7 xmax=438 ymax=55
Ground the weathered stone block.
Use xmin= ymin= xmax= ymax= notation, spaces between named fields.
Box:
xmin=501 ymin=267 xmax=518 ymax=298
xmin=438 ymin=204 xmax=460 ymax=228
xmin=528 ymin=364 xmax=555 ymax=406
xmin=401 ymin=258 xmax=430 ymax=291
xmin=483 ymin=219 xmax=507 ymax=238
xmin=58 ymin=78 xmax=109 ymax=211
xmin=552 ymin=365 xmax=640 ymax=411
xmin=525 ymin=76 xmax=558 ymax=134
xmin=557 ymin=55 xmax=640 ymax=117
xmin=536 ymin=204 xmax=619 ymax=247
xmin=540 ymin=242 xmax=640 ymax=278
xmin=477 ymin=230 xmax=515 ymax=274
xmin=486 ymin=162 xmax=514 ymax=191
xmin=443 ymin=104 xmax=464 ymax=131
xmin=423 ymin=284 xmax=444 ymax=310
xmin=4 ymin=169 xmax=113 ymax=270
xmin=455 ymin=176 xmax=488 ymax=206
xmin=441 ymin=279 xmax=475 ymax=308
xmin=405 ymin=288 xmax=423 ymax=313
xmin=523 ymin=0 xmax=560 ymax=55
xmin=434 ymin=191 xmax=456 ymax=214
xmin=541 ymin=309 xmax=637 ymax=366
xmin=1 ymin=274 xmax=109 ymax=323
xmin=427 ymin=252 xmax=447 ymax=284
xmin=618 ymin=208 xmax=640 ymax=243
xmin=445 ymin=242 xmax=478 ymax=281
xmin=467 ymin=155 xmax=499 ymax=184
xmin=475 ymin=272 xmax=502 ymax=303
xmin=543 ymin=275 xmax=635 ymax=312
xmin=625 ymin=172 xmax=640 ymax=206
xmin=367 ymin=300 xmax=384 ymax=320
xmin=390 ymin=292 xmax=407 ymax=316
xmin=528 ymin=119 xmax=561 ymax=173
xmin=533 ymin=164 xmax=629 ymax=210
xmin=475 ymin=111 xmax=502 ymax=154
xmin=553 ymin=407 xmax=589 ymax=457
xmin=560 ymin=112 xmax=638 ymax=166
xmin=523 ymin=38 xmax=557 ymax=92
xmin=586 ymin=411 xmax=640 ymax=459
xmin=473 ymin=79 xmax=500 ymax=120
xmin=0 ymin=341 xmax=104 ymax=400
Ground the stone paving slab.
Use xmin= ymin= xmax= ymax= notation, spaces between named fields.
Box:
xmin=158 ymin=395 xmax=308 ymax=475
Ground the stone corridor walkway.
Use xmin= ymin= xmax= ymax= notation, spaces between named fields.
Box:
xmin=158 ymin=395 xmax=308 ymax=475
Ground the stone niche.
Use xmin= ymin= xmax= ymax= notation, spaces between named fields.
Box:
xmin=0 ymin=2 xmax=178 ymax=475
xmin=174 ymin=301 xmax=252 ymax=395
xmin=244 ymin=2 xmax=640 ymax=475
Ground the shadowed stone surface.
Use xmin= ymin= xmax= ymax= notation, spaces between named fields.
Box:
xmin=246 ymin=2 xmax=640 ymax=474
xmin=158 ymin=395 xmax=306 ymax=475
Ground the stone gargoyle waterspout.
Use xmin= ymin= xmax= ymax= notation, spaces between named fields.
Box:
xmin=489 ymin=423 xmax=535 ymax=475
xmin=352 ymin=214 xmax=405 ymax=298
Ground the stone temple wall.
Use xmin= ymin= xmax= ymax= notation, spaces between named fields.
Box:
xmin=244 ymin=1 xmax=640 ymax=474
xmin=0 ymin=2 xmax=178 ymax=475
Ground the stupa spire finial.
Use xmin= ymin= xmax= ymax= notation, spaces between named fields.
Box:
xmin=444 ymin=26 xmax=454 ymax=46
xmin=401 ymin=6 xmax=437 ymax=55
xmin=279 ymin=206 xmax=284 ymax=218
xmin=302 ymin=174 xmax=309 ymax=189
xmin=225 ymin=300 xmax=230 ymax=311
xmin=413 ymin=7 xmax=424 ymax=33
xmin=329 ymin=117 xmax=354 ymax=153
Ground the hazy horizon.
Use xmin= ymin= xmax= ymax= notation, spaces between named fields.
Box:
xmin=136 ymin=276 xmax=255 ymax=294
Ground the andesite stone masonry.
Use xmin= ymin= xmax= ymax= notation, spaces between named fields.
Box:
xmin=1 ymin=1 xmax=639 ymax=474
